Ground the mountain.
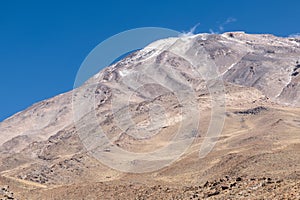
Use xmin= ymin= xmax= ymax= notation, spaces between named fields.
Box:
xmin=0 ymin=32 xmax=299 ymax=199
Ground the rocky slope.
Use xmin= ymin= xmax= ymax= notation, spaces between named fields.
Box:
xmin=0 ymin=32 xmax=299 ymax=199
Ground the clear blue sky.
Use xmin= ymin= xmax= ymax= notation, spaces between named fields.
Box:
xmin=1 ymin=0 xmax=300 ymax=121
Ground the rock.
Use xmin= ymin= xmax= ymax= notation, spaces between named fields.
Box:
xmin=234 ymin=106 xmax=268 ymax=115
xmin=230 ymin=182 xmax=237 ymax=188
xmin=203 ymin=181 xmax=209 ymax=188
xmin=221 ymin=185 xmax=229 ymax=190
xmin=206 ymin=190 xmax=220 ymax=197
xmin=236 ymin=177 xmax=242 ymax=181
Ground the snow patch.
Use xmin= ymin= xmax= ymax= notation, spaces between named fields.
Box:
xmin=119 ymin=69 xmax=131 ymax=77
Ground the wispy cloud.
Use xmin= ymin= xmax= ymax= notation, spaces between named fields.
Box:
xmin=219 ymin=17 xmax=237 ymax=32
xmin=288 ymin=33 xmax=300 ymax=38
xmin=180 ymin=23 xmax=201 ymax=37
xmin=207 ymin=17 xmax=237 ymax=34
xmin=209 ymin=28 xmax=217 ymax=34
xmin=180 ymin=18 xmax=237 ymax=36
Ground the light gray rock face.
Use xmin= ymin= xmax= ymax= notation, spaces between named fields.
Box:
xmin=0 ymin=31 xmax=299 ymax=156
xmin=221 ymin=33 xmax=300 ymax=106
xmin=0 ymin=91 xmax=73 ymax=151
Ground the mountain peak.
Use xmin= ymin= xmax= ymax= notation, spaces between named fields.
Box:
xmin=0 ymin=32 xmax=299 ymax=199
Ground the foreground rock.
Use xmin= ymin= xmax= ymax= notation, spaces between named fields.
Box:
xmin=0 ymin=185 xmax=15 ymax=200
xmin=10 ymin=176 xmax=299 ymax=200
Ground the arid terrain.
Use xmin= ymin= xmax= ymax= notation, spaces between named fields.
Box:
xmin=0 ymin=32 xmax=299 ymax=199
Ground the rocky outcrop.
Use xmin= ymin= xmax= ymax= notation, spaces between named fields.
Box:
xmin=233 ymin=106 xmax=268 ymax=115
xmin=0 ymin=185 xmax=15 ymax=200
